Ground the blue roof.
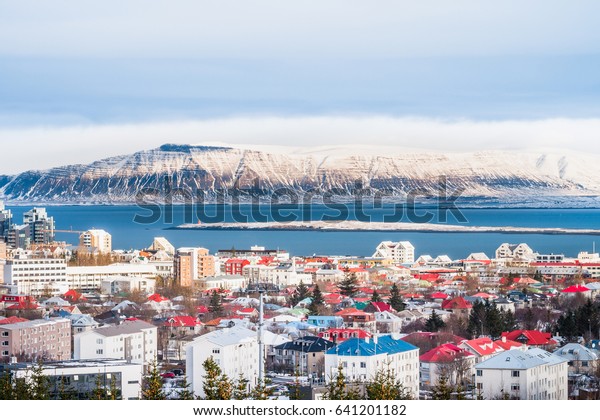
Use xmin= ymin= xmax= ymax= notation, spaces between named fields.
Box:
xmin=327 ymin=336 xmax=418 ymax=357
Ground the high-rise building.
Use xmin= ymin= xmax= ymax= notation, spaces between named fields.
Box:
xmin=174 ymin=247 xmax=215 ymax=287
xmin=23 ymin=208 xmax=55 ymax=244
xmin=79 ymin=229 xmax=112 ymax=254
xmin=6 ymin=224 xmax=30 ymax=249
xmin=0 ymin=201 xmax=12 ymax=240
xmin=3 ymin=256 xmax=68 ymax=296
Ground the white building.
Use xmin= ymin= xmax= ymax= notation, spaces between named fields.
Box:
xmin=148 ymin=237 xmax=175 ymax=256
xmin=5 ymin=359 xmax=144 ymax=400
xmin=196 ymin=275 xmax=248 ymax=291
xmin=3 ymin=257 xmax=68 ymax=296
xmin=100 ymin=276 xmax=156 ymax=295
xmin=495 ymin=243 xmax=535 ymax=260
xmin=324 ymin=335 xmax=420 ymax=399
xmin=74 ymin=320 xmax=158 ymax=367
xmin=65 ymin=264 xmax=158 ymax=292
xmin=553 ymin=343 xmax=599 ymax=375
xmin=267 ymin=262 xmax=312 ymax=287
xmin=79 ymin=229 xmax=112 ymax=254
xmin=372 ymin=241 xmax=415 ymax=264
xmin=186 ymin=326 xmax=259 ymax=399
xmin=474 ymin=348 xmax=568 ymax=400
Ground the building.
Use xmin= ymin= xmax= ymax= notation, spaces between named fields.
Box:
xmin=3 ymin=257 xmax=68 ymax=296
xmin=306 ymin=316 xmax=344 ymax=330
xmin=0 ymin=359 xmax=144 ymax=400
xmin=148 ymin=237 xmax=175 ymax=256
xmin=23 ymin=207 xmax=55 ymax=244
xmin=495 ymin=243 xmax=535 ymax=260
xmin=459 ymin=337 xmax=505 ymax=363
xmin=100 ymin=276 xmax=156 ymax=295
xmin=225 ymin=258 xmax=250 ymax=276
xmin=186 ymin=326 xmax=259 ymax=399
xmin=273 ymin=335 xmax=335 ymax=378
xmin=0 ymin=201 xmax=12 ymax=240
xmin=372 ymin=241 xmax=415 ymax=264
xmin=65 ymin=264 xmax=158 ymax=292
xmin=0 ymin=318 xmax=71 ymax=362
xmin=74 ymin=320 xmax=158 ymax=367
xmin=501 ymin=330 xmax=557 ymax=350
xmin=553 ymin=343 xmax=599 ymax=375
xmin=336 ymin=308 xmax=377 ymax=333
xmin=6 ymin=224 xmax=30 ymax=249
xmin=474 ymin=348 xmax=568 ymax=400
xmin=324 ymin=335 xmax=420 ymax=398
xmin=319 ymin=328 xmax=372 ymax=343
xmin=419 ymin=343 xmax=476 ymax=390
xmin=196 ymin=275 xmax=248 ymax=291
xmin=174 ymin=247 xmax=216 ymax=287
xmin=79 ymin=229 xmax=112 ymax=254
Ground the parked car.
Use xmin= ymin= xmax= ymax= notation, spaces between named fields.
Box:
xmin=171 ymin=369 xmax=184 ymax=376
xmin=161 ymin=372 xmax=176 ymax=379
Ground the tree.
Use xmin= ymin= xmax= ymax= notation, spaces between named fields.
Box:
xmin=202 ymin=357 xmax=233 ymax=400
xmin=308 ymin=284 xmax=325 ymax=315
xmin=29 ymin=361 xmax=50 ymax=400
xmin=208 ymin=290 xmax=224 ymax=315
xmin=388 ymin=283 xmax=406 ymax=312
xmin=321 ymin=365 xmax=361 ymax=400
xmin=290 ymin=281 xmax=312 ymax=307
xmin=249 ymin=378 xmax=273 ymax=400
xmin=365 ymin=364 xmax=412 ymax=400
xmin=467 ymin=300 xmax=486 ymax=338
xmin=176 ymin=377 xmax=196 ymax=400
xmin=430 ymin=374 xmax=453 ymax=400
xmin=142 ymin=360 xmax=166 ymax=400
xmin=287 ymin=370 xmax=303 ymax=400
xmin=0 ymin=371 xmax=14 ymax=400
xmin=338 ymin=272 xmax=359 ymax=297
xmin=233 ymin=374 xmax=250 ymax=400
xmin=484 ymin=302 xmax=503 ymax=339
xmin=371 ymin=289 xmax=381 ymax=303
xmin=425 ymin=310 xmax=445 ymax=332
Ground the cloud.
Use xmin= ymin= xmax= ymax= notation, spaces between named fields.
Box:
xmin=0 ymin=116 xmax=598 ymax=174
xmin=1 ymin=1 xmax=600 ymax=59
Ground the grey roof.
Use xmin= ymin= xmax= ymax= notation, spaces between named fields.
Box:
xmin=93 ymin=320 xmax=156 ymax=337
xmin=475 ymin=349 xmax=546 ymax=370
xmin=554 ymin=343 xmax=599 ymax=362
xmin=527 ymin=348 xmax=567 ymax=366
xmin=192 ymin=325 xmax=257 ymax=347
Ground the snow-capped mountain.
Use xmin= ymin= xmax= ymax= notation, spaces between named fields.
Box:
xmin=0 ymin=143 xmax=599 ymax=205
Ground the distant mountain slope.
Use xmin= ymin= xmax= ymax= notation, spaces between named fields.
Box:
xmin=0 ymin=143 xmax=599 ymax=205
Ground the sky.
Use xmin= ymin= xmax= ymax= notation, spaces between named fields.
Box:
xmin=1 ymin=1 xmax=600 ymax=173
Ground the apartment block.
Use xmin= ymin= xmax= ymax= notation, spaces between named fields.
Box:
xmin=174 ymin=247 xmax=215 ymax=287
xmin=3 ymin=257 xmax=68 ymax=296
xmin=79 ymin=229 xmax=112 ymax=254
xmin=0 ymin=318 xmax=72 ymax=361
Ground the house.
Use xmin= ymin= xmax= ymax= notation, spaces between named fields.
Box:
xmin=74 ymin=319 xmax=158 ymax=366
xmin=441 ymin=296 xmax=472 ymax=315
xmin=374 ymin=311 xmax=403 ymax=333
xmin=459 ymin=337 xmax=505 ymax=363
xmin=61 ymin=313 xmax=100 ymax=335
xmin=474 ymin=348 xmax=568 ymax=400
xmin=319 ymin=328 xmax=372 ymax=343
xmin=273 ymin=335 xmax=335 ymax=378
xmin=419 ymin=343 xmax=476 ymax=390
xmin=335 ymin=308 xmax=376 ymax=333
xmin=0 ymin=318 xmax=72 ymax=362
xmin=553 ymin=343 xmax=599 ymax=375
xmin=306 ymin=316 xmax=344 ymax=330
xmin=163 ymin=316 xmax=203 ymax=336
xmin=225 ymin=258 xmax=250 ymax=276
xmin=495 ymin=243 xmax=535 ymax=260
xmin=363 ymin=301 xmax=393 ymax=313
xmin=324 ymin=335 xmax=420 ymax=399
xmin=186 ymin=326 xmax=259 ymax=398
xmin=501 ymin=330 xmax=557 ymax=350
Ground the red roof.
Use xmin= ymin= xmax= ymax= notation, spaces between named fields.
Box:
xmin=147 ymin=294 xmax=169 ymax=303
xmin=238 ymin=308 xmax=258 ymax=314
xmin=501 ymin=330 xmax=557 ymax=346
xmin=494 ymin=338 xmax=525 ymax=351
xmin=0 ymin=316 xmax=28 ymax=325
xmin=430 ymin=292 xmax=449 ymax=300
xmin=164 ymin=316 xmax=202 ymax=328
xmin=420 ymin=343 xmax=474 ymax=363
xmin=196 ymin=306 xmax=209 ymax=314
xmin=441 ymin=297 xmax=472 ymax=310
xmin=319 ymin=328 xmax=372 ymax=342
xmin=561 ymin=284 xmax=590 ymax=293
xmin=5 ymin=301 xmax=40 ymax=310
xmin=369 ymin=302 xmax=392 ymax=312
xmin=460 ymin=337 xmax=503 ymax=356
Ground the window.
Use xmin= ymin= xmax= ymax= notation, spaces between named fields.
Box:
xmin=1 ymin=341 xmax=8 ymax=346
xmin=511 ymin=370 xmax=520 ymax=377
xmin=1 ymin=351 xmax=8 ymax=356
xmin=582 ymin=361 xmax=589 ymax=367
xmin=96 ymin=349 xmax=104 ymax=355
xmin=212 ymin=349 xmax=221 ymax=354
xmin=96 ymin=339 xmax=103 ymax=344
xmin=1 ymin=332 xmax=8 ymax=337
xmin=360 ymin=362 xmax=367 ymax=368
xmin=511 ymin=384 xmax=520 ymax=391
xmin=476 ymin=370 xmax=483 ymax=377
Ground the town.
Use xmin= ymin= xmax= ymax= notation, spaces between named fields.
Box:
xmin=1 ymin=203 xmax=599 ymax=400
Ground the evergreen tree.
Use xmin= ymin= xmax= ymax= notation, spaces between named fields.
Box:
xmin=467 ymin=300 xmax=486 ymax=338
xmin=208 ymin=290 xmax=224 ymax=315
xmin=249 ymin=378 xmax=273 ymax=400
xmin=484 ymin=302 xmax=503 ymax=339
xmin=29 ymin=361 xmax=50 ymax=400
xmin=290 ymin=281 xmax=312 ymax=307
xmin=425 ymin=310 xmax=446 ymax=332
xmin=430 ymin=374 xmax=454 ymax=400
xmin=365 ymin=364 xmax=412 ymax=400
xmin=308 ymin=284 xmax=325 ymax=315
xmin=371 ymin=290 xmax=381 ymax=303
xmin=321 ymin=365 xmax=361 ymax=400
xmin=142 ymin=360 xmax=166 ymax=400
xmin=233 ymin=374 xmax=250 ymax=400
xmin=556 ymin=310 xmax=578 ymax=342
xmin=287 ymin=370 xmax=303 ymax=400
xmin=57 ymin=376 xmax=77 ymax=400
xmin=177 ymin=377 xmax=196 ymax=400
xmin=388 ymin=283 xmax=406 ymax=312
xmin=500 ymin=308 xmax=516 ymax=333
xmin=202 ymin=357 xmax=233 ymax=400
xmin=0 ymin=372 xmax=14 ymax=400
xmin=92 ymin=374 xmax=108 ymax=400
xmin=338 ymin=272 xmax=359 ymax=297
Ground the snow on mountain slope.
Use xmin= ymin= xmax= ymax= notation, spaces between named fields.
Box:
xmin=0 ymin=143 xmax=598 ymax=204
